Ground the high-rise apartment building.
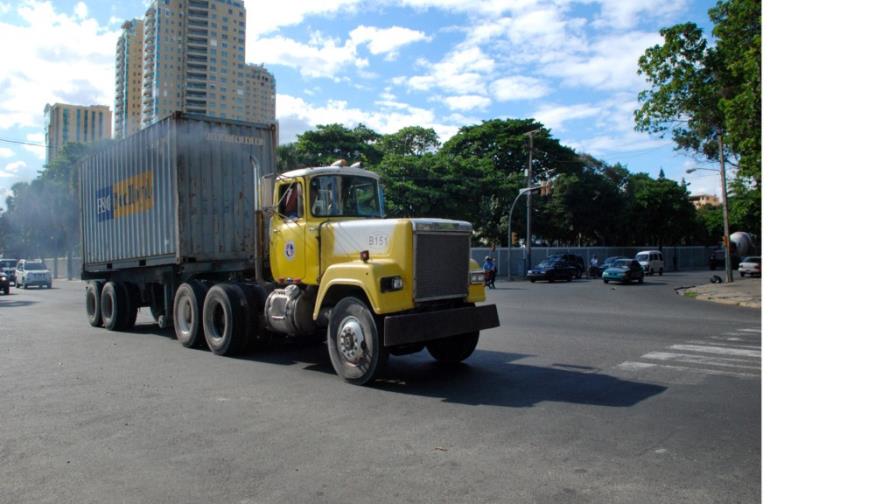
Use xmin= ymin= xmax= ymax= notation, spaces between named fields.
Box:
xmin=43 ymin=103 xmax=112 ymax=163
xmin=114 ymin=19 xmax=144 ymax=139
xmin=244 ymin=63 xmax=276 ymax=124
xmin=134 ymin=0 xmax=274 ymax=129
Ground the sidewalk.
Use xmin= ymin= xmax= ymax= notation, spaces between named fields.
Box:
xmin=680 ymin=277 xmax=761 ymax=309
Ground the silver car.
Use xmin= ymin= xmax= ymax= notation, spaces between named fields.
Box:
xmin=738 ymin=256 xmax=761 ymax=278
xmin=15 ymin=259 xmax=53 ymax=289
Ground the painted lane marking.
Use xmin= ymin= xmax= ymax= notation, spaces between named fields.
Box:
xmin=686 ymin=340 xmax=761 ymax=350
xmin=641 ymin=351 xmax=761 ymax=370
xmin=737 ymin=328 xmax=762 ymax=333
xmin=617 ymin=361 xmax=759 ymax=379
xmin=669 ymin=344 xmax=761 ymax=358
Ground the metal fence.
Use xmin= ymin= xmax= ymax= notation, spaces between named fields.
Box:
xmin=40 ymin=256 xmax=82 ymax=280
xmin=472 ymin=246 xmax=715 ymax=278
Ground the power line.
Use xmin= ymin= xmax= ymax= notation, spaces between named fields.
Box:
xmin=0 ymin=137 xmax=47 ymax=148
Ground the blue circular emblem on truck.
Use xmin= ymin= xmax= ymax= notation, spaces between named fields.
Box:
xmin=285 ymin=241 xmax=295 ymax=260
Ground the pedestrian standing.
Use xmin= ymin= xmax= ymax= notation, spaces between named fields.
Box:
xmin=483 ymin=256 xmax=496 ymax=289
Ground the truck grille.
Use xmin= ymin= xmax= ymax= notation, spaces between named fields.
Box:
xmin=414 ymin=232 xmax=470 ymax=302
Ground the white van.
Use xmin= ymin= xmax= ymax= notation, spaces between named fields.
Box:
xmin=635 ymin=250 xmax=664 ymax=276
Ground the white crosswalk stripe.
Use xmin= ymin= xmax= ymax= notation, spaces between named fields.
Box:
xmin=615 ymin=327 xmax=762 ymax=381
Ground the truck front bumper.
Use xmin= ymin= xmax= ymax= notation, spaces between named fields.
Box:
xmin=383 ymin=304 xmax=500 ymax=347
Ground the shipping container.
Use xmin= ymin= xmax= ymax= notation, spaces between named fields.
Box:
xmin=79 ymin=113 xmax=276 ymax=274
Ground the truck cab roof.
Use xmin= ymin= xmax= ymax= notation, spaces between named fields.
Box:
xmin=279 ymin=166 xmax=381 ymax=180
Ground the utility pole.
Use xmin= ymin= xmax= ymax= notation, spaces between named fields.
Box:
xmin=524 ymin=129 xmax=539 ymax=271
xmin=719 ymin=134 xmax=733 ymax=283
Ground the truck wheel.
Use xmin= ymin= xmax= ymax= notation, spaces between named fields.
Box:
xmin=202 ymin=284 xmax=250 ymax=356
xmin=174 ymin=281 xmax=207 ymax=348
xmin=101 ymin=281 xmax=129 ymax=331
xmin=327 ymin=297 xmax=388 ymax=385
xmin=427 ymin=331 xmax=479 ymax=364
xmin=86 ymin=281 xmax=104 ymax=327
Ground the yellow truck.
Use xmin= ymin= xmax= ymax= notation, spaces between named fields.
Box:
xmin=80 ymin=115 xmax=499 ymax=385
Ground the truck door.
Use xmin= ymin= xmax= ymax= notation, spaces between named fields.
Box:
xmin=270 ymin=179 xmax=307 ymax=282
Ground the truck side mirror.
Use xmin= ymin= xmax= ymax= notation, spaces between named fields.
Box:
xmin=260 ymin=174 xmax=276 ymax=213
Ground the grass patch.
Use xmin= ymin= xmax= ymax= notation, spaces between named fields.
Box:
xmin=683 ymin=291 xmax=698 ymax=298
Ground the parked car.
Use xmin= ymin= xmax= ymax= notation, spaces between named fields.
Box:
xmin=527 ymin=257 xmax=578 ymax=283
xmin=709 ymin=249 xmax=740 ymax=271
xmin=548 ymin=254 xmax=585 ymax=279
xmin=602 ymin=258 xmax=645 ymax=284
xmin=15 ymin=259 xmax=52 ymax=289
xmin=635 ymin=250 xmax=664 ymax=275
xmin=0 ymin=258 xmax=16 ymax=284
xmin=596 ymin=256 xmax=622 ymax=277
xmin=0 ymin=271 xmax=9 ymax=294
xmin=738 ymin=256 xmax=761 ymax=277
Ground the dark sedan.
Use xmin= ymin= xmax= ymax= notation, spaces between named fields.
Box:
xmin=601 ymin=258 xmax=645 ymax=285
xmin=527 ymin=258 xmax=578 ymax=283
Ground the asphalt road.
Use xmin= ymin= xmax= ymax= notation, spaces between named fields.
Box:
xmin=0 ymin=271 xmax=760 ymax=504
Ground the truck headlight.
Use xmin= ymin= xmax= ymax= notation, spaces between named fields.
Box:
xmin=470 ymin=271 xmax=485 ymax=285
xmin=380 ymin=276 xmax=404 ymax=292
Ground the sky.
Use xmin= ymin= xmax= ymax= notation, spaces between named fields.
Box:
xmin=0 ymin=0 xmax=723 ymax=209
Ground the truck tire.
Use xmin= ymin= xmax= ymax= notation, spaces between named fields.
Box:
xmin=101 ymin=281 xmax=129 ymax=331
xmin=86 ymin=281 xmax=103 ymax=327
xmin=237 ymin=283 xmax=266 ymax=350
xmin=326 ymin=296 xmax=388 ymax=385
xmin=202 ymin=283 xmax=250 ymax=356
xmin=426 ymin=331 xmax=479 ymax=364
xmin=173 ymin=281 xmax=208 ymax=348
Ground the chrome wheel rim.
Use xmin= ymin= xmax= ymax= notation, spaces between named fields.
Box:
xmin=337 ymin=316 xmax=368 ymax=366
xmin=175 ymin=295 xmax=193 ymax=338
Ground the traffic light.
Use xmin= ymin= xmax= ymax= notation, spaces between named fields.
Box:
xmin=511 ymin=232 xmax=518 ymax=246
xmin=539 ymin=180 xmax=553 ymax=196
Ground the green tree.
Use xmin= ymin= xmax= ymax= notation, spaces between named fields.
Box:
xmin=635 ymin=0 xmax=761 ymax=234
xmin=376 ymin=126 xmax=440 ymax=157
xmin=278 ymin=123 xmax=383 ymax=171
xmin=626 ymin=174 xmax=697 ymax=246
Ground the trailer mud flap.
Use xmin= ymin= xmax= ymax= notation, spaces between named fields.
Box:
xmin=383 ymin=304 xmax=499 ymax=347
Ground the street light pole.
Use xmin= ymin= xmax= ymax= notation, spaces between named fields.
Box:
xmin=524 ymin=129 xmax=539 ymax=271
xmin=507 ymin=186 xmax=539 ymax=281
xmin=718 ymin=135 xmax=733 ymax=283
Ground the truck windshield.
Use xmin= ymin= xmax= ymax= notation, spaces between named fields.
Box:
xmin=310 ymin=175 xmax=384 ymax=218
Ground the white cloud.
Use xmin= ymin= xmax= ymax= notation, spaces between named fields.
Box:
xmin=0 ymin=2 xmax=117 ymax=130
xmin=24 ymin=132 xmax=45 ymax=160
xmin=443 ymin=94 xmax=491 ymax=111
xmin=4 ymin=160 xmax=25 ymax=173
xmin=404 ymin=46 xmax=495 ymax=94
xmin=592 ymin=0 xmax=688 ymax=30
xmin=73 ymin=1 xmax=88 ymax=20
xmin=349 ymin=25 xmax=430 ymax=59
xmin=249 ymin=34 xmax=368 ymax=78
xmin=490 ymin=76 xmax=550 ymax=101
xmin=247 ymin=0 xmax=362 ymax=40
xmin=539 ymin=31 xmax=662 ymax=90
xmin=534 ymin=103 xmax=603 ymax=132
xmin=0 ymin=3 xmax=10 ymax=15
xmin=0 ymin=147 xmax=14 ymax=159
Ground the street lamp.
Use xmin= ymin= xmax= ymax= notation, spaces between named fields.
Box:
xmin=687 ymin=165 xmax=733 ymax=282
xmin=523 ymin=128 xmax=541 ymax=271
xmin=507 ymin=186 xmax=540 ymax=281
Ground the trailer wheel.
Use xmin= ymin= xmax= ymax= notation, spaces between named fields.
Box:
xmin=327 ymin=297 xmax=388 ymax=385
xmin=173 ymin=281 xmax=208 ymax=348
xmin=202 ymin=284 xmax=250 ymax=356
xmin=101 ymin=281 xmax=129 ymax=331
xmin=426 ymin=331 xmax=479 ymax=364
xmin=85 ymin=281 xmax=104 ymax=327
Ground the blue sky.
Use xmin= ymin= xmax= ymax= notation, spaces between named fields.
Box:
xmin=0 ymin=0 xmax=722 ymax=208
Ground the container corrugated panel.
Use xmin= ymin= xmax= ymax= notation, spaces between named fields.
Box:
xmin=80 ymin=113 xmax=276 ymax=273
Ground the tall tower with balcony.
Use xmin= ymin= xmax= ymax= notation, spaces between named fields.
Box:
xmin=140 ymin=0 xmax=257 ymax=127
xmin=114 ymin=19 xmax=144 ymax=139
